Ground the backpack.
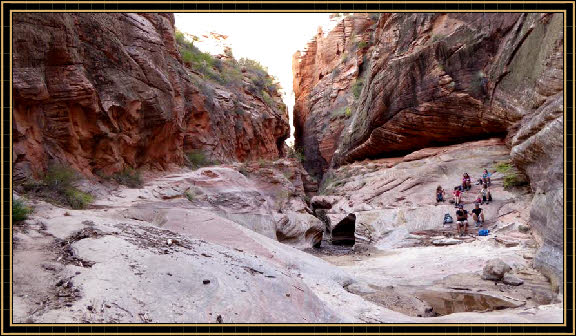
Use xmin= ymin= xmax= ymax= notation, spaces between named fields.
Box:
xmin=443 ymin=213 xmax=453 ymax=224
xmin=478 ymin=229 xmax=490 ymax=236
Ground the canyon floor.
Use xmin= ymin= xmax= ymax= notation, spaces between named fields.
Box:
xmin=13 ymin=139 xmax=562 ymax=323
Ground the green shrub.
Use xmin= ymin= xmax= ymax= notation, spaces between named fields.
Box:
xmin=287 ymin=147 xmax=305 ymax=162
xmin=238 ymin=58 xmax=281 ymax=96
xmin=175 ymin=30 xmax=186 ymax=45
xmin=503 ymin=173 xmax=528 ymax=189
xmin=112 ymin=168 xmax=143 ymax=188
xmin=185 ymin=190 xmax=196 ymax=202
xmin=221 ymin=66 xmax=243 ymax=87
xmin=261 ymin=91 xmax=274 ymax=106
xmin=239 ymin=57 xmax=269 ymax=73
xmin=352 ymin=79 xmax=364 ymax=99
xmin=181 ymin=49 xmax=194 ymax=64
xmin=21 ymin=164 xmax=94 ymax=209
xmin=64 ymin=188 xmax=94 ymax=210
xmin=13 ymin=198 xmax=31 ymax=222
xmin=494 ymin=161 xmax=528 ymax=189
xmin=43 ymin=163 xmax=77 ymax=189
xmin=344 ymin=106 xmax=352 ymax=118
xmin=186 ymin=150 xmax=210 ymax=169
xmin=494 ymin=161 xmax=513 ymax=174
xmin=331 ymin=106 xmax=352 ymax=119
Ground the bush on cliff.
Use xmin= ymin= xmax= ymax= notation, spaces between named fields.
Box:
xmin=239 ymin=57 xmax=280 ymax=95
xmin=287 ymin=147 xmax=305 ymax=163
xmin=176 ymin=31 xmax=280 ymax=101
xmin=112 ymin=168 xmax=143 ymax=188
xmin=494 ymin=161 xmax=529 ymax=189
xmin=331 ymin=106 xmax=352 ymax=120
xmin=20 ymin=163 xmax=95 ymax=209
xmin=64 ymin=189 xmax=94 ymax=210
xmin=13 ymin=198 xmax=32 ymax=223
xmin=186 ymin=150 xmax=213 ymax=169
xmin=44 ymin=164 xmax=94 ymax=209
xmin=503 ymin=173 xmax=529 ymax=189
xmin=352 ymin=79 xmax=364 ymax=99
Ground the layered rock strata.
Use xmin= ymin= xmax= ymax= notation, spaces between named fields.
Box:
xmin=293 ymin=12 xmax=564 ymax=290
xmin=13 ymin=13 xmax=289 ymax=179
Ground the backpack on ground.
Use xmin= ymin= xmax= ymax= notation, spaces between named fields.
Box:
xmin=443 ymin=213 xmax=453 ymax=224
xmin=478 ymin=229 xmax=490 ymax=236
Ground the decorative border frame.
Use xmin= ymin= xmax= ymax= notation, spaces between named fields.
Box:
xmin=1 ymin=1 xmax=573 ymax=335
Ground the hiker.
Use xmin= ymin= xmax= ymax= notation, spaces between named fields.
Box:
xmin=482 ymin=169 xmax=492 ymax=186
xmin=474 ymin=194 xmax=483 ymax=205
xmin=462 ymin=173 xmax=472 ymax=191
xmin=453 ymin=186 xmax=462 ymax=207
xmin=455 ymin=205 xmax=469 ymax=236
xmin=436 ymin=185 xmax=446 ymax=203
xmin=481 ymin=184 xmax=492 ymax=204
xmin=471 ymin=203 xmax=485 ymax=226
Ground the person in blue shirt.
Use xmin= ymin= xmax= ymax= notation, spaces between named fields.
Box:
xmin=482 ymin=169 xmax=492 ymax=186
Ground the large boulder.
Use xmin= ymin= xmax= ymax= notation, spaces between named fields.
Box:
xmin=481 ymin=259 xmax=512 ymax=281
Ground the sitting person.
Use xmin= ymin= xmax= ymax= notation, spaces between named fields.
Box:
xmin=453 ymin=186 xmax=462 ymax=207
xmin=474 ymin=194 xmax=483 ymax=205
xmin=471 ymin=203 xmax=485 ymax=226
xmin=481 ymin=184 xmax=492 ymax=204
xmin=462 ymin=173 xmax=472 ymax=191
xmin=482 ymin=169 xmax=492 ymax=186
xmin=436 ymin=185 xmax=445 ymax=203
xmin=455 ymin=205 xmax=469 ymax=236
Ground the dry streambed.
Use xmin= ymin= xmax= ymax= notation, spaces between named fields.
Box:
xmin=12 ymin=144 xmax=562 ymax=323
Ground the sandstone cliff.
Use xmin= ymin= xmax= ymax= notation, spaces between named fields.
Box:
xmin=13 ymin=13 xmax=289 ymax=180
xmin=293 ymin=14 xmax=377 ymax=178
xmin=293 ymin=13 xmax=564 ymax=289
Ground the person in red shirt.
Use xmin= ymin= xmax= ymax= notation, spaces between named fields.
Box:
xmin=453 ymin=186 xmax=462 ymax=207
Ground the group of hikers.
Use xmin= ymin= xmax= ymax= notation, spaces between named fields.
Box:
xmin=436 ymin=169 xmax=493 ymax=236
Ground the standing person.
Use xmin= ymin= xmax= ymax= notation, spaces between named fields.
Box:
xmin=482 ymin=169 xmax=492 ymax=186
xmin=481 ymin=184 xmax=492 ymax=204
xmin=471 ymin=203 xmax=485 ymax=226
xmin=453 ymin=186 xmax=462 ymax=207
xmin=455 ymin=205 xmax=469 ymax=236
xmin=436 ymin=185 xmax=446 ymax=203
xmin=462 ymin=173 xmax=472 ymax=191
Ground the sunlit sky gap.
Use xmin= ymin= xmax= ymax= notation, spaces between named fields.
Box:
xmin=175 ymin=13 xmax=338 ymax=145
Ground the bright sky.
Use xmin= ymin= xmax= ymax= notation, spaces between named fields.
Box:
xmin=175 ymin=13 xmax=337 ymax=145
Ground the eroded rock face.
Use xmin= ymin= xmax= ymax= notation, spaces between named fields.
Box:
xmin=13 ymin=13 xmax=289 ymax=180
xmin=120 ymin=159 xmax=324 ymax=248
xmin=294 ymin=13 xmax=563 ymax=290
xmin=292 ymin=14 xmax=377 ymax=178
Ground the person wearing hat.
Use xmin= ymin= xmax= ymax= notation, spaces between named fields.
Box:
xmin=455 ymin=204 xmax=469 ymax=236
